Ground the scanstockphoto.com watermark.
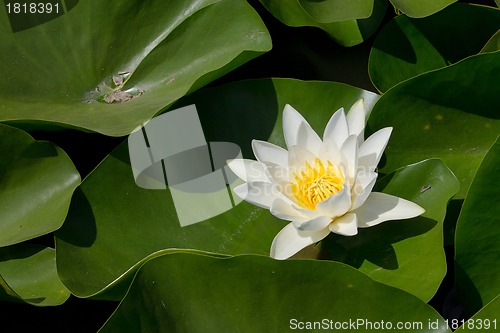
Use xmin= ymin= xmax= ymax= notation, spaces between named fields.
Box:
xmin=289 ymin=318 xmax=427 ymax=331
xmin=289 ymin=318 xmax=498 ymax=331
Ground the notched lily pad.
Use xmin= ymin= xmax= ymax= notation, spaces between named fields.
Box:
xmin=0 ymin=124 xmax=80 ymax=247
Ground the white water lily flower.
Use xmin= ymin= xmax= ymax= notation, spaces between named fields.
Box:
xmin=228 ymin=100 xmax=425 ymax=260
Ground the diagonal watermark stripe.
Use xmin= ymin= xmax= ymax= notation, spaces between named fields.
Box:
xmin=128 ymin=104 xmax=243 ymax=227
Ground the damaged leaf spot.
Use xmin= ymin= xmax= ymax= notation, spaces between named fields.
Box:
xmin=112 ymin=76 xmax=124 ymax=87
xmin=112 ymin=71 xmax=130 ymax=87
xmin=102 ymin=88 xmax=144 ymax=104
xmin=420 ymin=185 xmax=432 ymax=193
xmin=103 ymin=91 xmax=133 ymax=103
xmin=92 ymin=70 xmax=144 ymax=104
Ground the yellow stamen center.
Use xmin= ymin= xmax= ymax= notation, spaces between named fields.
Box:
xmin=291 ymin=158 xmax=345 ymax=210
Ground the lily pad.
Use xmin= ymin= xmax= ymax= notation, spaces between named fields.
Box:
xmin=295 ymin=0 xmax=374 ymax=23
xmin=0 ymin=244 xmax=70 ymax=306
xmin=57 ymin=79 xmax=456 ymax=302
xmin=259 ymin=0 xmax=387 ymax=47
xmin=455 ymin=296 xmax=500 ymax=332
xmin=369 ymin=4 xmax=500 ymax=92
xmin=0 ymin=0 xmax=271 ymax=136
xmin=455 ymin=138 xmax=500 ymax=315
xmin=369 ymin=51 xmax=500 ymax=199
xmin=480 ymin=29 xmax=500 ymax=53
xmin=389 ymin=0 xmax=457 ymax=18
xmin=0 ymin=124 xmax=80 ymax=247
xmin=55 ymin=79 xmax=380 ymax=299
xmin=99 ymin=253 xmax=451 ymax=333
xmin=319 ymin=159 xmax=458 ymax=302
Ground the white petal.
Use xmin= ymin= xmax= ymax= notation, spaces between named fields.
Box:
xmin=252 ymin=140 xmax=288 ymax=167
xmin=340 ymin=134 xmax=358 ymax=185
xmin=296 ymin=215 xmax=332 ymax=232
xmin=318 ymin=139 xmax=343 ymax=166
xmin=358 ymin=127 xmax=392 ymax=172
xmin=226 ymin=159 xmax=270 ymax=183
xmin=261 ymin=164 xmax=302 ymax=205
xmin=288 ymin=145 xmax=316 ymax=172
xmin=316 ymin=180 xmax=351 ymax=218
xmin=296 ymin=121 xmax=322 ymax=156
xmin=323 ymin=108 xmax=349 ymax=149
xmin=350 ymin=172 xmax=377 ymax=210
xmin=270 ymin=198 xmax=305 ymax=221
xmin=346 ymin=99 xmax=366 ymax=143
xmin=353 ymin=192 xmax=425 ymax=228
xmin=233 ymin=182 xmax=281 ymax=209
xmin=263 ymin=164 xmax=289 ymax=183
xmin=270 ymin=223 xmax=330 ymax=260
xmin=283 ymin=104 xmax=307 ymax=149
xmin=329 ymin=213 xmax=358 ymax=236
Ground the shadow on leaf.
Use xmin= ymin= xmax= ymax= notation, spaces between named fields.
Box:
xmin=318 ymin=216 xmax=437 ymax=270
xmin=55 ymin=188 xmax=97 ymax=248
xmin=371 ymin=18 xmax=417 ymax=64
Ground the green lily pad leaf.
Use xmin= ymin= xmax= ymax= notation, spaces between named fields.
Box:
xmin=259 ymin=0 xmax=374 ymax=23
xmin=55 ymin=79 xmax=380 ymax=299
xmin=480 ymin=29 xmax=500 ymax=53
xmin=319 ymin=159 xmax=458 ymax=302
xmin=259 ymin=0 xmax=387 ymax=47
xmin=0 ymin=124 xmax=80 ymax=247
xmin=455 ymin=138 xmax=500 ymax=315
xmin=99 ymin=253 xmax=451 ymax=333
xmin=496 ymin=0 xmax=500 ymax=8
xmin=0 ymin=244 xmax=70 ymax=306
xmin=455 ymin=296 xmax=500 ymax=332
xmin=55 ymin=79 xmax=457 ymax=302
xmin=389 ymin=0 xmax=457 ymax=18
xmin=297 ymin=0 xmax=374 ymax=23
xmin=369 ymin=4 xmax=500 ymax=92
xmin=0 ymin=0 xmax=271 ymax=136
xmin=369 ymin=51 xmax=500 ymax=199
